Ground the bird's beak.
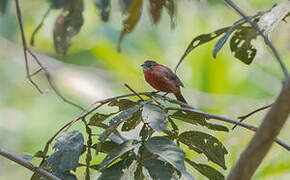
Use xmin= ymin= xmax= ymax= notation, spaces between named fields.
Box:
xmin=141 ymin=63 xmax=145 ymax=67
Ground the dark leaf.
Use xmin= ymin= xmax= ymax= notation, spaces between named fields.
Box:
xmin=94 ymin=0 xmax=111 ymax=22
xmin=145 ymin=136 xmax=194 ymax=180
xmin=186 ymin=159 xmax=224 ymax=180
xmin=99 ymin=102 xmax=144 ymax=141
xmin=89 ymin=113 xmax=112 ymax=126
xmin=164 ymin=0 xmax=176 ymax=28
xmin=53 ymin=0 xmax=84 ymax=56
xmin=118 ymin=0 xmax=143 ymax=52
xmin=47 ymin=131 xmax=84 ymax=176
xmin=170 ymin=111 xmax=228 ymax=132
xmin=139 ymin=124 xmax=154 ymax=142
xmin=108 ymin=99 xmax=138 ymax=111
xmin=144 ymin=158 xmax=177 ymax=180
xmin=229 ymin=26 xmax=258 ymax=64
xmin=92 ymin=141 xmax=118 ymax=153
xmin=134 ymin=163 xmax=145 ymax=180
xmin=99 ymin=140 xmax=139 ymax=170
xmin=179 ymin=131 xmax=228 ymax=169
xmin=142 ymin=104 xmax=169 ymax=132
xmin=120 ymin=160 xmax=138 ymax=180
xmin=97 ymin=159 xmax=133 ymax=180
xmin=51 ymin=0 xmax=71 ymax=9
xmin=0 ymin=0 xmax=8 ymax=14
xmin=121 ymin=110 xmax=142 ymax=131
xmin=149 ymin=0 xmax=165 ymax=24
xmin=213 ymin=18 xmax=246 ymax=58
xmin=176 ymin=27 xmax=229 ymax=71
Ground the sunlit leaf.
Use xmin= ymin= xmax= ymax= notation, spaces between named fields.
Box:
xmin=142 ymin=104 xmax=169 ymax=132
xmin=121 ymin=110 xmax=142 ymax=131
xmin=47 ymin=130 xmax=84 ymax=178
xmin=144 ymin=158 xmax=177 ymax=180
xmin=179 ymin=131 xmax=228 ymax=169
xmin=230 ymin=26 xmax=258 ymax=64
xmin=108 ymin=99 xmax=138 ymax=111
xmin=170 ymin=111 xmax=228 ymax=132
xmin=145 ymin=136 xmax=194 ymax=180
xmin=186 ymin=159 xmax=224 ymax=180
xmin=94 ymin=0 xmax=111 ymax=22
xmin=99 ymin=140 xmax=139 ymax=170
xmin=118 ymin=0 xmax=143 ymax=52
xmin=149 ymin=0 xmax=165 ymax=24
xmin=53 ymin=0 xmax=84 ymax=56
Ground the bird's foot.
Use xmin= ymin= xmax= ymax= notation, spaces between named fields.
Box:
xmin=162 ymin=93 xmax=169 ymax=98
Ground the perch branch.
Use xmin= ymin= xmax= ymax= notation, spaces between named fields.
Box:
xmin=14 ymin=0 xmax=84 ymax=110
xmin=0 ymin=148 xmax=60 ymax=180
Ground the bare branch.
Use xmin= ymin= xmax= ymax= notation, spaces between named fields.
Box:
xmin=222 ymin=0 xmax=288 ymax=78
xmin=232 ymin=103 xmax=273 ymax=130
xmin=227 ymin=77 xmax=290 ymax=180
xmin=0 ymin=148 xmax=60 ymax=180
xmin=14 ymin=0 xmax=84 ymax=110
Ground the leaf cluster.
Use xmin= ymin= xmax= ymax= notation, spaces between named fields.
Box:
xmin=30 ymin=97 xmax=229 ymax=180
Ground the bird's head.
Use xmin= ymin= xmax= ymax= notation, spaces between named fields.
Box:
xmin=141 ymin=60 xmax=158 ymax=71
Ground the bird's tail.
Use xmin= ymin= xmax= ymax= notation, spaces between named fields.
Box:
xmin=174 ymin=92 xmax=187 ymax=104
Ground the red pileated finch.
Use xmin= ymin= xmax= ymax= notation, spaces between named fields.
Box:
xmin=141 ymin=60 xmax=187 ymax=103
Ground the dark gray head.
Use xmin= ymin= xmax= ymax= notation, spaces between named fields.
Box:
xmin=141 ymin=60 xmax=158 ymax=70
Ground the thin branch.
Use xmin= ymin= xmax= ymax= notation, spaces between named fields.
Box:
xmin=14 ymin=0 xmax=43 ymax=93
xmin=30 ymin=5 xmax=52 ymax=46
xmin=0 ymin=148 xmax=60 ymax=180
xmin=124 ymin=83 xmax=144 ymax=101
xmin=227 ymin=76 xmax=290 ymax=179
xmin=14 ymin=0 xmax=84 ymax=110
xmin=164 ymin=106 xmax=289 ymax=151
xmin=232 ymin=103 xmax=273 ymax=130
xmin=223 ymin=0 xmax=288 ymax=78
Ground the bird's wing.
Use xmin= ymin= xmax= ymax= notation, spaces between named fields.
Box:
xmin=161 ymin=65 xmax=184 ymax=87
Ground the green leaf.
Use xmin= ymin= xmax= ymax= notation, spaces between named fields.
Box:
xmin=179 ymin=131 xmax=228 ymax=169
xmin=92 ymin=140 xmax=118 ymax=153
xmin=170 ymin=111 xmax=228 ymax=132
xmin=142 ymin=104 xmax=169 ymax=132
xmin=118 ymin=0 xmax=143 ymax=52
xmin=230 ymin=26 xmax=258 ymax=64
xmin=144 ymin=158 xmax=177 ymax=180
xmin=97 ymin=159 xmax=133 ymax=180
xmin=121 ymin=160 xmax=138 ymax=180
xmin=99 ymin=140 xmax=139 ymax=170
xmin=89 ymin=113 xmax=113 ymax=126
xmin=108 ymin=99 xmax=138 ymax=111
xmin=94 ymin=0 xmax=111 ymax=22
xmin=53 ymin=0 xmax=84 ymax=56
xmin=186 ymin=159 xmax=224 ymax=180
xmin=47 ymin=130 xmax=84 ymax=177
xmin=145 ymin=136 xmax=194 ymax=180
xmin=121 ymin=110 xmax=142 ymax=131
xmin=149 ymin=0 xmax=165 ymax=24
xmin=134 ymin=163 xmax=145 ymax=180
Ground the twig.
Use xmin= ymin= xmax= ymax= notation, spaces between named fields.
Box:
xmin=14 ymin=0 xmax=84 ymax=110
xmin=0 ymin=148 xmax=60 ymax=180
xmin=124 ymin=83 xmax=144 ymax=101
xmin=164 ymin=106 xmax=289 ymax=151
xmin=222 ymin=0 xmax=288 ymax=78
xmin=15 ymin=0 xmax=43 ymax=93
xmin=30 ymin=5 xmax=52 ymax=46
xmin=232 ymin=103 xmax=273 ymax=130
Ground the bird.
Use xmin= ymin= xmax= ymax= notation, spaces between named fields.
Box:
xmin=141 ymin=60 xmax=187 ymax=104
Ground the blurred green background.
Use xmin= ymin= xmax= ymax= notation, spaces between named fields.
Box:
xmin=0 ymin=0 xmax=289 ymax=179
